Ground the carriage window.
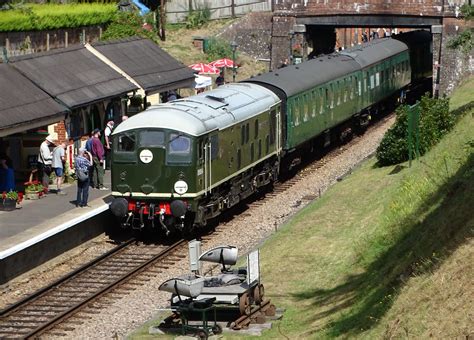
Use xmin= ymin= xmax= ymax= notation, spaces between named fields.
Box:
xmin=116 ymin=132 xmax=136 ymax=152
xmin=246 ymin=123 xmax=250 ymax=143
xmin=139 ymin=130 xmax=165 ymax=147
xmin=254 ymin=119 xmax=259 ymax=138
xmin=336 ymin=82 xmax=341 ymax=106
xmin=320 ymin=88 xmax=324 ymax=114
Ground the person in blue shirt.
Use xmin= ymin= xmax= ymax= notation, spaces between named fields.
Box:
xmin=75 ymin=148 xmax=92 ymax=207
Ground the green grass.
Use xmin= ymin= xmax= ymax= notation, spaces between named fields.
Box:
xmin=128 ymin=109 xmax=473 ymax=338
xmin=449 ymin=75 xmax=474 ymax=110
xmin=0 ymin=3 xmax=116 ymax=32
xmin=251 ymin=91 xmax=474 ymax=337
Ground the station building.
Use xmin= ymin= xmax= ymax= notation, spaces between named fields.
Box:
xmin=0 ymin=37 xmax=195 ymax=190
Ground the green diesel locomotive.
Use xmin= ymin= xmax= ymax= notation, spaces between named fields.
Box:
xmin=110 ymin=31 xmax=432 ymax=233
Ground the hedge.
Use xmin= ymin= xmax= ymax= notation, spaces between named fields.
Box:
xmin=0 ymin=4 xmax=116 ymax=32
xmin=376 ymin=94 xmax=455 ymax=166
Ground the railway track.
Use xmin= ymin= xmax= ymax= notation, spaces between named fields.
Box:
xmin=259 ymin=113 xmax=395 ymax=202
xmin=0 ymin=239 xmax=187 ymax=338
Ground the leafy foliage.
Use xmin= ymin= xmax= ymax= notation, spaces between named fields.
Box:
xmin=205 ymin=37 xmax=236 ymax=62
xmin=101 ymin=11 xmax=158 ymax=42
xmin=447 ymin=5 xmax=473 ymax=54
xmin=185 ymin=6 xmax=211 ymax=29
xmin=0 ymin=3 xmax=116 ymax=32
xmin=376 ymin=94 xmax=454 ymax=166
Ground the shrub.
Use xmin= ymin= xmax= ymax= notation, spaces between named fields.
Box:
xmin=185 ymin=6 xmax=211 ymax=29
xmin=205 ymin=37 xmax=235 ymax=62
xmin=376 ymin=94 xmax=454 ymax=166
xmin=101 ymin=11 xmax=158 ymax=42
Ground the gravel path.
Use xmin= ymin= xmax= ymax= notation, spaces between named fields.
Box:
xmin=57 ymin=115 xmax=395 ymax=339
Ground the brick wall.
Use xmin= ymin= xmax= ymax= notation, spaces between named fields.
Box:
xmin=273 ymin=0 xmax=467 ymax=17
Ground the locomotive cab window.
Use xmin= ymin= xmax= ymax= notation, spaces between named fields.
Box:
xmin=139 ymin=130 xmax=165 ymax=147
xmin=167 ymin=133 xmax=192 ymax=164
xmin=115 ymin=132 xmax=136 ymax=152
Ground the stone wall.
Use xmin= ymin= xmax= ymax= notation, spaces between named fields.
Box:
xmin=218 ymin=12 xmax=274 ymax=60
xmin=437 ymin=18 xmax=474 ymax=95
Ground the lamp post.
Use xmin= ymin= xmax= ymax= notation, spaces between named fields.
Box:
xmin=231 ymin=41 xmax=238 ymax=82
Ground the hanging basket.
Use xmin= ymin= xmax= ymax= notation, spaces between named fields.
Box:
xmin=0 ymin=198 xmax=16 ymax=211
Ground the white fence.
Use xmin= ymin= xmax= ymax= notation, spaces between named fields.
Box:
xmin=166 ymin=0 xmax=272 ymax=23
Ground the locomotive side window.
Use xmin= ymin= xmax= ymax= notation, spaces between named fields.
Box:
xmin=245 ymin=123 xmax=250 ymax=143
xmin=237 ymin=149 xmax=241 ymax=169
xmin=139 ymin=130 xmax=164 ymax=147
xmin=254 ymin=120 xmax=259 ymax=138
xmin=241 ymin=125 xmax=245 ymax=146
xmin=250 ymin=142 xmax=254 ymax=162
xmin=116 ymin=133 xmax=136 ymax=152
xmin=269 ymin=109 xmax=276 ymax=145
xmin=258 ymin=139 xmax=262 ymax=158
xmin=210 ymin=135 xmax=219 ymax=160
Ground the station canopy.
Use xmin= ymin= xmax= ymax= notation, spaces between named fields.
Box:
xmin=9 ymin=45 xmax=138 ymax=109
xmin=0 ymin=64 xmax=68 ymax=137
xmin=92 ymin=37 xmax=196 ymax=95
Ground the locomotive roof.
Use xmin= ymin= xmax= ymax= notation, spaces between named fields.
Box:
xmin=112 ymin=82 xmax=280 ymax=137
xmin=245 ymin=38 xmax=408 ymax=98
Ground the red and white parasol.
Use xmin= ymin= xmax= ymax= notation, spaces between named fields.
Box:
xmin=209 ymin=58 xmax=237 ymax=69
xmin=188 ymin=63 xmax=220 ymax=75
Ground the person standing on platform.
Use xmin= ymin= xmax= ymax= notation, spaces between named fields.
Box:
xmin=104 ymin=121 xmax=114 ymax=170
xmin=90 ymin=129 xmax=107 ymax=190
xmin=37 ymin=135 xmax=54 ymax=194
xmin=52 ymin=141 xmax=67 ymax=195
xmin=75 ymin=148 xmax=92 ymax=207
xmin=0 ymin=153 xmax=14 ymax=192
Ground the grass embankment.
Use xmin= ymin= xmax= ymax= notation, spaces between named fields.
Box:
xmin=252 ymin=82 xmax=473 ymax=338
xmin=0 ymin=3 xmax=116 ymax=32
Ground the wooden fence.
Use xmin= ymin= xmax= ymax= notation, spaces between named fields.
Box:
xmin=0 ymin=26 xmax=103 ymax=61
xmin=166 ymin=0 xmax=272 ymax=23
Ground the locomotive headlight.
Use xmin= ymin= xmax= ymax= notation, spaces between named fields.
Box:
xmin=174 ymin=180 xmax=188 ymax=195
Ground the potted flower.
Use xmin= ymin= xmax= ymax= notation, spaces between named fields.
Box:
xmin=1 ymin=190 xmax=21 ymax=211
xmin=24 ymin=180 xmax=44 ymax=200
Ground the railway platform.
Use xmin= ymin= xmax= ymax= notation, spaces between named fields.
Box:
xmin=0 ymin=171 xmax=114 ymax=284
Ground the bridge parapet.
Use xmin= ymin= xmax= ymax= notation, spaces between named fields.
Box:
xmin=274 ymin=0 xmax=468 ymax=18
